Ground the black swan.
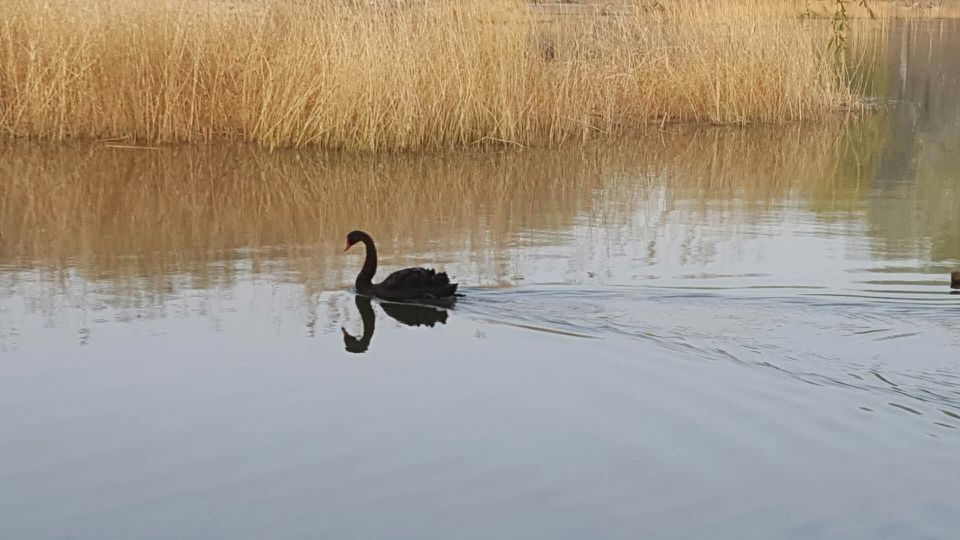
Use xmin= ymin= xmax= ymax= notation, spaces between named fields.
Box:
xmin=343 ymin=230 xmax=458 ymax=301
xmin=952 ymin=271 xmax=960 ymax=289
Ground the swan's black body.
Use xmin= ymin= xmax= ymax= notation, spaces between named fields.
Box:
xmin=344 ymin=230 xmax=458 ymax=301
xmin=952 ymin=271 xmax=960 ymax=289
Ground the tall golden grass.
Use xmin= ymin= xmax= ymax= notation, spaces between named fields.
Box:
xmin=0 ymin=0 xmax=858 ymax=150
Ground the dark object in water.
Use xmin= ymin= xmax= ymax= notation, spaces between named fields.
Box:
xmin=342 ymin=296 xmax=376 ymax=354
xmin=343 ymin=230 xmax=458 ymax=301
xmin=342 ymin=295 xmax=449 ymax=353
xmin=952 ymin=271 xmax=960 ymax=289
xmin=380 ymin=300 xmax=449 ymax=327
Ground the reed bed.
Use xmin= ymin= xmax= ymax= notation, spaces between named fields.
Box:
xmin=0 ymin=0 xmax=857 ymax=150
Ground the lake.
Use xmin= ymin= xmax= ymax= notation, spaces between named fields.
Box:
xmin=1 ymin=20 xmax=959 ymax=540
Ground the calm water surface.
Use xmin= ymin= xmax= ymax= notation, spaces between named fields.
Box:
xmin=2 ymin=21 xmax=960 ymax=540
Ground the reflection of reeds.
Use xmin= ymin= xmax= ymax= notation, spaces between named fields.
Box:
xmin=0 ymin=121 xmax=875 ymax=294
xmin=0 ymin=0 xmax=854 ymax=150
xmin=856 ymin=18 xmax=960 ymax=263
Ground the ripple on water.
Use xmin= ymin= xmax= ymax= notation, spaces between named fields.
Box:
xmin=458 ymin=283 xmax=960 ymax=425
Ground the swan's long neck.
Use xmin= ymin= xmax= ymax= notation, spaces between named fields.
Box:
xmin=356 ymin=236 xmax=377 ymax=289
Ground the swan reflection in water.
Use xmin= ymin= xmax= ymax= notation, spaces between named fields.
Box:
xmin=342 ymin=295 xmax=450 ymax=353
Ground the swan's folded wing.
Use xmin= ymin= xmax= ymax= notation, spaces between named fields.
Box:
xmin=380 ymin=267 xmax=449 ymax=290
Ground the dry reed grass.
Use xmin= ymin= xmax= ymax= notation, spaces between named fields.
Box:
xmin=0 ymin=0 xmax=857 ymax=150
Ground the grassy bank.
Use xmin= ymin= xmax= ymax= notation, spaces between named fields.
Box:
xmin=0 ymin=0 xmax=856 ymax=150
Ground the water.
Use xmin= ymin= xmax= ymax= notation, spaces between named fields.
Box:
xmin=2 ymin=21 xmax=960 ymax=540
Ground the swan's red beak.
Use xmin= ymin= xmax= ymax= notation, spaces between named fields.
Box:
xmin=343 ymin=240 xmax=352 ymax=252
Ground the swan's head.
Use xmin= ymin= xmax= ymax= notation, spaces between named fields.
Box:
xmin=344 ymin=230 xmax=366 ymax=252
